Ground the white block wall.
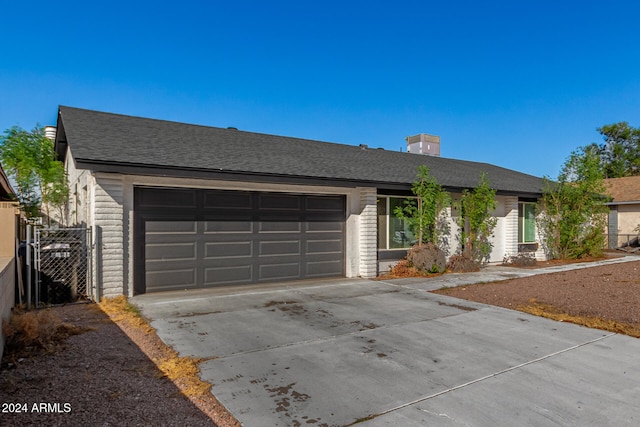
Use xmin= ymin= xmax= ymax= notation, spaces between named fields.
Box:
xmin=94 ymin=175 xmax=125 ymax=297
xmin=446 ymin=195 xmax=525 ymax=263
xmin=488 ymin=197 xmax=504 ymax=263
xmin=505 ymin=197 xmax=547 ymax=261
xmin=69 ymin=165 xmax=544 ymax=296
xmin=359 ymin=188 xmax=378 ymax=278
xmin=503 ymin=196 xmax=519 ymax=258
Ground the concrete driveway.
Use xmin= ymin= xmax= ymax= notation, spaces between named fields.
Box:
xmin=133 ymin=259 xmax=640 ymax=426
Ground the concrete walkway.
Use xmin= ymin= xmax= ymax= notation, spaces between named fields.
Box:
xmin=385 ymin=253 xmax=640 ymax=291
xmin=132 ymin=255 xmax=640 ymax=426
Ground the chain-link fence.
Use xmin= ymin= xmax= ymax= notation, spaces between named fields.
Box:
xmin=31 ymin=227 xmax=93 ymax=306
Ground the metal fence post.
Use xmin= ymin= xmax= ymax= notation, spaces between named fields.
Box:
xmin=87 ymin=227 xmax=94 ymax=302
xmin=26 ymin=224 xmax=31 ymax=310
xmin=35 ymin=227 xmax=40 ymax=308
xmin=93 ymin=225 xmax=101 ymax=303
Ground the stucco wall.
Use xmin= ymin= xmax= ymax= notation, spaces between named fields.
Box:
xmin=0 ymin=257 xmax=15 ymax=360
xmin=616 ymin=204 xmax=640 ymax=235
xmin=0 ymin=203 xmax=18 ymax=258
xmin=0 ymin=203 xmax=18 ymax=360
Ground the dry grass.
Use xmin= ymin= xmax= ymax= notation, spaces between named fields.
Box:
xmin=517 ymin=299 xmax=640 ymax=338
xmin=99 ymin=296 xmax=154 ymax=333
xmin=158 ymin=356 xmax=213 ymax=397
xmin=98 ymin=296 xmax=213 ymax=398
xmin=1 ymin=308 xmax=89 ymax=362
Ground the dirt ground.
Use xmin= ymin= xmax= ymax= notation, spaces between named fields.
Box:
xmin=0 ymin=303 xmax=240 ymax=427
xmin=435 ymin=258 xmax=640 ymax=335
xmin=1 ymin=259 xmax=639 ymax=426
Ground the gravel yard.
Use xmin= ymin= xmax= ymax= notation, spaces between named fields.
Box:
xmin=435 ymin=259 xmax=640 ymax=327
xmin=1 ymin=259 xmax=639 ymax=426
xmin=0 ymin=303 xmax=239 ymax=427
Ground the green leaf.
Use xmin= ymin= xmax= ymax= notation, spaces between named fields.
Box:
xmin=0 ymin=125 xmax=67 ymax=219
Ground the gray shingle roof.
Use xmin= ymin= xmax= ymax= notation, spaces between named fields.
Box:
xmin=56 ymin=106 xmax=544 ymax=196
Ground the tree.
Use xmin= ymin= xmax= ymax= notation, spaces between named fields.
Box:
xmin=536 ymin=147 xmax=608 ymax=259
xmin=394 ymin=165 xmax=450 ymax=248
xmin=569 ymin=122 xmax=640 ymax=179
xmin=0 ymin=125 xmax=68 ymax=221
xmin=453 ymin=173 xmax=497 ymax=266
xmin=597 ymin=122 xmax=640 ymax=178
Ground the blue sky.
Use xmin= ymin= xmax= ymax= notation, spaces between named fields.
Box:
xmin=1 ymin=0 xmax=639 ymax=179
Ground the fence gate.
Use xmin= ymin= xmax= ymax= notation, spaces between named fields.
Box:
xmin=33 ymin=227 xmax=93 ymax=305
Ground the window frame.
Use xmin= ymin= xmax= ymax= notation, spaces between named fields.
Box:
xmin=518 ymin=202 xmax=537 ymax=244
xmin=377 ymin=195 xmax=417 ymax=250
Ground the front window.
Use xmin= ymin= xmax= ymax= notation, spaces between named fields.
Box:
xmin=518 ymin=202 xmax=536 ymax=243
xmin=377 ymin=197 xmax=416 ymax=249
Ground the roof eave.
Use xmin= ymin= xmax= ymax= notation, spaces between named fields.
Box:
xmin=0 ymin=164 xmax=15 ymax=200
xmin=74 ymin=159 xmax=542 ymax=197
xmin=74 ymin=159 xmax=382 ymax=189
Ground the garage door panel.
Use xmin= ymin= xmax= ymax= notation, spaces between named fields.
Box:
xmin=306 ymin=260 xmax=344 ymax=277
xmin=306 ymin=221 xmax=344 ymax=232
xmin=306 ymin=195 xmax=344 ymax=212
xmin=306 ymin=239 xmax=343 ymax=254
xmin=146 ymin=221 xmax=197 ymax=234
xmin=145 ymin=233 xmax=200 ymax=244
xmin=146 ymin=242 xmax=197 ymax=260
xmin=259 ymin=220 xmax=302 ymax=233
xmin=204 ymin=265 xmax=253 ymax=285
xmin=204 ymin=220 xmax=253 ymax=234
xmin=205 ymin=241 xmax=253 ymax=258
xmin=146 ymin=268 xmax=196 ymax=290
xmin=259 ymin=263 xmax=301 ymax=281
xmin=137 ymin=188 xmax=198 ymax=209
xmin=204 ymin=191 xmax=253 ymax=210
xmin=259 ymin=240 xmax=301 ymax=256
xmin=259 ymin=193 xmax=301 ymax=210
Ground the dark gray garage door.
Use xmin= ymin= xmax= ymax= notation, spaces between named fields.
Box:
xmin=134 ymin=187 xmax=345 ymax=294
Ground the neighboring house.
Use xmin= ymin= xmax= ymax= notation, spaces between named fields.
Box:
xmin=604 ymin=176 xmax=640 ymax=248
xmin=0 ymin=164 xmax=18 ymax=359
xmin=53 ymin=106 xmax=546 ymax=297
xmin=0 ymin=164 xmax=13 ymax=201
